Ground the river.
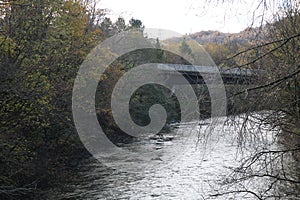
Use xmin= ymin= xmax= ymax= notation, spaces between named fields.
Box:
xmin=43 ymin=114 xmax=299 ymax=199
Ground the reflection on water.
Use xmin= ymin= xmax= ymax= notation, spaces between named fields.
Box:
xmin=44 ymin=116 xmax=299 ymax=199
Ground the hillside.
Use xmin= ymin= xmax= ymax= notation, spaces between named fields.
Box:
xmin=160 ymin=26 xmax=268 ymax=66
xmin=163 ymin=29 xmax=258 ymax=45
xmin=189 ymin=27 xmax=263 ymax=45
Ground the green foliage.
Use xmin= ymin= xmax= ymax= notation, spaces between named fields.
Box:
xmin=129 ymin=18 xmax=144 ymax=29
xmin=129 ymin=84 xmax=180 ymax=127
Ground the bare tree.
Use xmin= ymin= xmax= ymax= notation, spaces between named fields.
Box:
xmin=203 ymin=0 xmax=300 ymax=199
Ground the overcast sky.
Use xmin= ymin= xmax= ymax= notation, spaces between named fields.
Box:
xmin=99 ymin=0 xmax=279 ymax=34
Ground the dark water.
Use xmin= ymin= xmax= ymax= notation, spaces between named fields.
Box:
xmin=43 ymin=116 xmax=299 ymax=199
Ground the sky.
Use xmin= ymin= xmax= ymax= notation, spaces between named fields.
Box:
xmin=99 ymin=0 xmax=280 ymax=34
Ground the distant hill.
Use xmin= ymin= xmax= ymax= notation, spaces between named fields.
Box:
xmin=160 ymin=26 xmax=268 ymax=67
xmin=188 ymin=27 xmax=264 ymax=45
xmin=163 ymin=27 xmax=264 ymax=45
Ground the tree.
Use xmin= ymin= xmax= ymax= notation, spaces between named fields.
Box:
xmin=114 ymin=17 xmax=127 ymax=33
xmin=100 ymin=17 xmax=114 ymax=37
xmin=155 ymin=38 xmax=165 ymax=60
xmin=180 ymin=37 xmax=192 ymax=55
xmin=207 ymin=0 xmax=300 ymax=199
xmin=128 ymin=18 xmax=144 ymax=30
xmin=0 ymin=0 xmax=105 ymax=198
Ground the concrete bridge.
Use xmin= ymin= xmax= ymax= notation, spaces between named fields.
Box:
xmin=157 ymin=64 xmax=259 ymax=85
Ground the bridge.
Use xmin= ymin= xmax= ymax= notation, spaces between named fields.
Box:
xmin=157 ymin=64 xmax=259 ymax=85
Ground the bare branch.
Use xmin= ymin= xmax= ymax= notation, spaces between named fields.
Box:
xmin=227 ymin=32 xmax=300 ymax=60
xmin=228 ymin=66 xmax=300 ymax=98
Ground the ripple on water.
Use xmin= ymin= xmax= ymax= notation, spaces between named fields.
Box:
xmin=43 ymin=116 xmax=298 ymax=199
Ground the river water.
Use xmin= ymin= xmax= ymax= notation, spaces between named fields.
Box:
xmin=44 ymin=115 xmax=299 ymax=199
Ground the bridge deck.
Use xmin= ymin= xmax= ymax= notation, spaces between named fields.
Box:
xmin=157 ymin=64 xmax=259 ymax=85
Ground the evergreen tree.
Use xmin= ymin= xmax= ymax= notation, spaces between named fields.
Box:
xmin=180 ymin=37 xmax=192 ymax=55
